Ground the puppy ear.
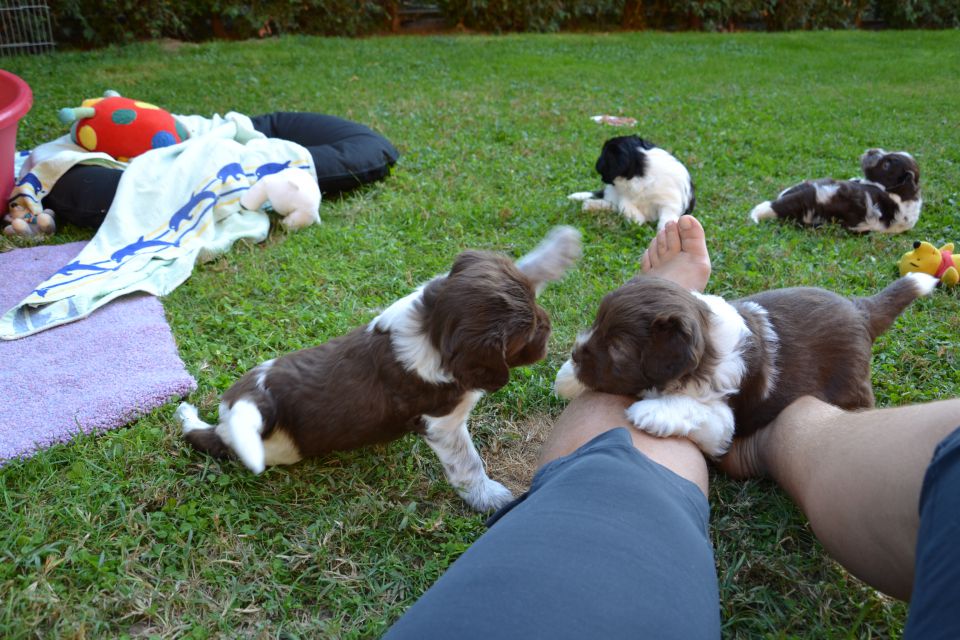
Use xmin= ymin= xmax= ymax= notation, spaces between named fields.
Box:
xmin=640 ymin=315 xmax=705 ymax=385
xmin=445 ymin=333 xmax=511 ymax=392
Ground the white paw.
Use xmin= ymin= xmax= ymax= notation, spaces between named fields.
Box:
xmin=619 ymin=204 xmax=647 ymax=225
xmin=626 ymin=399 xmax=694 ymax=438
xmin=175 ymin=402 xmax=209 ymax=432
xmin=554 ymin=359 xmax=587 ymax=399
xmin=749 ymin=201 xmax=775 ymax=223
xmin=582 ymin=198 xmax=614 ymax=212
xmin=568 ymin=191 xmax=594 ymax=201
xmin=463 ymin=477 xmax=514 ymax=512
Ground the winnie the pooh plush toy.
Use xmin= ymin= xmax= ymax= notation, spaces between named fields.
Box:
xmin=899 ymin=241 xmax=959 ymax=287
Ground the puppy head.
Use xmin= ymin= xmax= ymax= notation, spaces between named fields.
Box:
xmin=423 ymin=251 xmax=551 ymax=392
xmin=861 ymin=149 xmax=920 ymax=199
xmin=570 ymin=277 xmax=711 ymax=396
xmin=595 ymin=135 xmax=656 ymax=184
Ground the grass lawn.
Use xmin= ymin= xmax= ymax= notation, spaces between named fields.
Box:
xmin=2 ymin=30 xmax=959 ymax=638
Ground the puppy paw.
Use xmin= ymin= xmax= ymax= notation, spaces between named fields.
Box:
xmin=463 ymin=477 xmax=514 ymax=512
xmin=626 ymin=399 xmax=694 ymax=438
xmin=749 ymin=201 xmax=775 ymax=223
xmin=582 ymin=198 xmax=615 ymax=212
xmin=619 ymin=203 xmax=647 ymax=225
xmin=554 ymin=359 xmax=587 ymax=399
xmin=568 ymin=191 xmax=594 ymax=201
xmin=175 ymin=402 xmax=210 ymax=432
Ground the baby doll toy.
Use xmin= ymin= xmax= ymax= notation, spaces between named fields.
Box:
xmin=899 ymin=241 xmax=959 ymax=287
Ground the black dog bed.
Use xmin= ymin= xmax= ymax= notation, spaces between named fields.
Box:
xmin=43 ymin=112 xmax=399 ymax=229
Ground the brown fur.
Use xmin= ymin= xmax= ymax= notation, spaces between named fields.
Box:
xmin=570 ymin=275 xmax=928 ymax=442
xmin=189 ymin=250 xmax=550 ymax=459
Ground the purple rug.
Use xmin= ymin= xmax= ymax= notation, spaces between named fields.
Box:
xmin=0 ymin=241 xmax=196 ymax=463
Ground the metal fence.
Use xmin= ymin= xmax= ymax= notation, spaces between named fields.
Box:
xmin=0 ymin=1 xmax=54 ymax=56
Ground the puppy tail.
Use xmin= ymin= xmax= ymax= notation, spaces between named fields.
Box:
xmin=854 ymin=272 xmax=938 ymax=340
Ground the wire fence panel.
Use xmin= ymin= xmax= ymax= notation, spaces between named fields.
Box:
xmin=0 ymin=1 xmax=55 ymax=56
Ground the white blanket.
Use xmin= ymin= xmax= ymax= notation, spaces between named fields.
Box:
xmin=1 ymin=113 xmax=316 ymax=340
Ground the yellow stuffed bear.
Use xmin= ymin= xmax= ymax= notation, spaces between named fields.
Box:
xmin=899 ymin=241 xmax=960 ymax=287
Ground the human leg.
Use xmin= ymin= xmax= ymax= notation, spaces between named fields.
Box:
xmin=718 ymin=396 xmax=960 ymax=601
xmin=386 ymin=392 xmax=717 ymax=640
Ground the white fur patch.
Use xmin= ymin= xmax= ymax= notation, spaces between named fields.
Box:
xmin=554 ymin=358 xmax=587 ymax=399
xmin=216 ymin=399 xmax=266 ymax=474
xmin=738 ymin=300 xmax=780 ymax=400
xmin=255 ymin=359 xmax=275 ymax=392
xmin=421 ymin=391 xmax=512 ymax=512
xmin=369 ymin=283 xmax=453 ymax=385
xmin=749 ymin=201 xmax=775 ymax=223
xmin=906 ymin=271 xmax=938 ymax=296
xmin=815 ymin=183 xmax=839 ymax=204
xmin=689 ymin=292 xmax=750 ymax=398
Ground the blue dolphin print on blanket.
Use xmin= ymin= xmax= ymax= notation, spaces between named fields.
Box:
xmin=255 ymin=160 xmax=291 ymax=179
xmin=58 ymin=260 xmax=112 ymax=276
xmin=169 ymin=190 xmax=218 ymax=232
xmin=110 ymin=236 xmax=177 ymax=263
xmin=16 ymin=173 xmax=42 ymax=193
xmin=217 ymin=163 xmax=246 ymax=184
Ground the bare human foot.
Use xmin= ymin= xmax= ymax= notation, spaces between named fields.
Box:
xmin=641 ymin=216 xmax=711 ymax=293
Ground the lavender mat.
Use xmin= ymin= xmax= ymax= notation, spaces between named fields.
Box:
xmin=0 ymin=242 xmax=196 ymax=463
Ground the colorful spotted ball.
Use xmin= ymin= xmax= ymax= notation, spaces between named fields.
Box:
xmin=59 ymin=94 xmax=189 ymax=162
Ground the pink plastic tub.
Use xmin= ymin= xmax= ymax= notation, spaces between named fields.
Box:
xmin=0 ymin=69 xmax=33 ymax=204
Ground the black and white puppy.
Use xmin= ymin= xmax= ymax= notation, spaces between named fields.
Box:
xmin=554 ymin=272 xmax=936 ymax=457
xmin=750 ymin=149 xmax=921 ymax=233
xmin=569 ymin=135 xmax=695 ymax=230
xmin=176 ymin=226 xmax=582 ymax=512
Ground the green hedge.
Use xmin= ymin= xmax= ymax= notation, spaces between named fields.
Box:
xmin=49 ymin=0 xmax=960 ymax=47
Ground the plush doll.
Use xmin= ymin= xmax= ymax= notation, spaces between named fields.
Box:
xmin=2 ymin=202 xmax=55 ymax=237
xmin=899 ymin=241 xmax=959 ymax=287
xmin=240 ymin=168 xmax=321 ymax=230
xmin=58 ymin=90 xmax=189 ymax=162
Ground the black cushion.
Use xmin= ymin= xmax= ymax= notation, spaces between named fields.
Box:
xmin=248 ymin=112 xmax=399 ymax=195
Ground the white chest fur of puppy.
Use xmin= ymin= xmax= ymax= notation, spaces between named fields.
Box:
xmin=176 ymin=226 xmax=581 ymax=512
xmin=569 ymin=135 xmax=695 ymax=230
xmin=555 ymin=272 xmax=937 ymax=457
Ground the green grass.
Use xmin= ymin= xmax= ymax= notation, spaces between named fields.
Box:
xmin=2 ymin=30 xmax=959 ymax=639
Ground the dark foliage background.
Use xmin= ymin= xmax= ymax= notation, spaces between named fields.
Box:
xmin=48 ymin=0 xmax=960 ymax=48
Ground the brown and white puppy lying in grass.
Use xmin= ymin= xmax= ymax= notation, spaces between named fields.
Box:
xmin=177 ymin=226 xmax=582 ymax=511
xmin=554 ymin=271 xmax=937 ymax=458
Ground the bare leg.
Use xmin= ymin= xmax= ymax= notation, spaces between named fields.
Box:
xmin=719 ymin=396 xmax=960 ymax=601
xmin=538 ymin=391 xmax=709 ymax=496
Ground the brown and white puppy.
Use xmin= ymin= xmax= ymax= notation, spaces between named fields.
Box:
xmin=177 ymin=226 xmax=581 ymax=511
xmin=554 ymin=272 xmax=937 ymax=457
xmin=750 ymin=149 xmax=921 ymax=233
